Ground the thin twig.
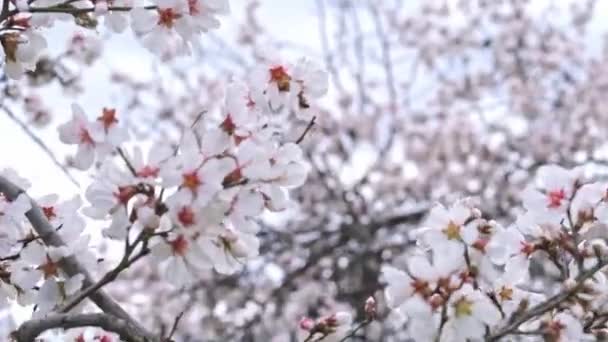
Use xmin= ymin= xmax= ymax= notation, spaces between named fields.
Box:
xmin=295 ymin=116 xmax=316 ymax=144
xmin=0 ymin=176 xmax=158 ymax=341
xmin=303 ymin=332 xmax=323 ymax=342
xmin=338 ymin=319 xmax=371 ymax=342
xmin=165 ymin=310 xmax=186 ymax=341
xmin=1 ymin=104 xmax=79 ymax=187
xmin=116 ymin=147 xmax=138 ymax=176
xmin=1 ymin=0 xmax=9 ymax=20
xmin=488 ymin=257 xmax=608 ymax=341
xmin=59 ymin=230 xmax=150 ymax=313
xmin=190 ymin=110 xmax=207 ymax=129
xmin=27 ymin=4 xmax=156 ymax=13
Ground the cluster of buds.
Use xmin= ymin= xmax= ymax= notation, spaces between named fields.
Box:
xmin=299 ymin=312 xmax=352 ymax=336
xmin=299 ymin=297 xmax=376 ymax=340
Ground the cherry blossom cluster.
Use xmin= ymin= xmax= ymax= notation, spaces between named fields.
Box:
xmin=58 ymin=56 xmax=325 ymax=283
xmin=0 ymin=169 xmax=93 ymax=318
xmin=0 ymin=0 xmax=230 ymax=78
xmin=0 ymin=55 xmax=327 ymax=339
xmin=382 ymin=165 xmax=608 ymax=341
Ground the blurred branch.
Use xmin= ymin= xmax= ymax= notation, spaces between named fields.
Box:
xmin=368 ymin=3 xmax=397 ymax=157
xmin=12 ymin=313 xmax=150 ymax=342
xmin=0 ymin=0 xmax=8 ymax=21
xmin=295 ymin=116 xmax=316 ymax=144
xmin=315 ymin=0 xmax=346 ymax=93
xmin=1 ymin=104 xmax=79 ymax=187
xmin=338 ymin=319 xmax=372 ymax=342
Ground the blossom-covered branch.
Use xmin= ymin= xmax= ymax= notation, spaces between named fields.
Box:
xmin=381 ymin=165 xmax=608 ymax=341
xmin=488 ymin=256 xmax=608 ymax=340
xmin=11 ymin=313 xmax=152 ymax=342
xmin=0 ymin=175 xmax=156 ymax=340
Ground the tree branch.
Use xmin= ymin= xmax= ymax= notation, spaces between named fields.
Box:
xmin=1 ymin=0 xmax=9 ymax=21
xmin=338 ymin=319 xmax=371 ymax=342
xmin=27 ymin=4 xmax=156 ymax=14
xmin=295 ymin=116 xmax=316 ymax=144
xmin=488 ymin=257 xmax=608 ymax=341
xmin=58 ymin=231 xmax=150 ymax=313
xmin=0 ymin=176 xmax=158 ymax=341
xmin=12 ymin=313 xmax=149 ymax=342
xmin=1 ymin=104 xmax=79 ymax=187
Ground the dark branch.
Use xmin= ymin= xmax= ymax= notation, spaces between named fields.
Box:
xmin=12 ymin=313 xmax=150 ymax=342
xmin=295 ymin=116 xmax=316 ymax=144
xmin=0 ymin=176 xmax=158 ymax=341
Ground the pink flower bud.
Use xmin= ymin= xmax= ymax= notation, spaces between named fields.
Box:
xmin=365 ymin=296 xmax=377 ymax=320
xmin=299 ymin=317 xmax=314 ymax=331
xmin=429 ymin=293 xmax=445 ymax=309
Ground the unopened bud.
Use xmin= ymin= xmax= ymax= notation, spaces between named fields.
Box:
xmin=429 ymin=293 xmax=445 ymax=309
xmin=299 ymin=317 xmax=314 ymax=331
xmin=364 ymin=296 xmax=377 ymax=320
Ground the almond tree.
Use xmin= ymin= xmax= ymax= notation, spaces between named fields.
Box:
xmin=3 ymin=0 xmax=608 ymax=341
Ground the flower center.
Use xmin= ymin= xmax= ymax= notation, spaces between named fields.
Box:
xmin=157 ymin=8 xmax=181 ymax=28
xmin=453 ymin=297 xmax=473 ymax=317
xmin=182 ymin=172 xmax=201 ymax=191
xmin=38 ymin=256 xmax=59 ymax=279
xmin=498 ymin=286 xmax=514 ymax=301
xmin=177 ymin=206 xmax=195 ymax=226
xmin=170 ymin=235 xmax=189 ymax=256
xmin=269 ymin=65 xmax=291 ymax=92
xmin=547 ymin=189 xmax=566 ymax=208
xmin=411 ymin=279 xmax=430 ymax=296
xmin=42 ymin=206 xmax=56 ymax=220
xmin=443 ymin=221 xmax=461 ymax=240
xmin=220 ymin=115 xmax=236 ymax=135
xmin=246 ymin=94 xmax=256 ymax=108
xmin=97 ymin=108 xmax=118 ymax=132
